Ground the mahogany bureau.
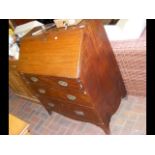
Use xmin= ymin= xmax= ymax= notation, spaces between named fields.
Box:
xmin=17 ymin=20 xmax=127 ymax=134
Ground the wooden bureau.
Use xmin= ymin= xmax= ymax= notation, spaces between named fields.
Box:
xmin=17 ymin=20 xmax=126 ymax=134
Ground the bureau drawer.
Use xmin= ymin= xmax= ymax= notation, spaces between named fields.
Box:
xmin=38 ymin=96 xmax=61 ymax=113
xmin=60 ymin=103 xmax=102 ymax=123
xmin=23 ymin=74 xmax=85 ymax=93
xmin=32 ymin=85 xmax=94 ymax=108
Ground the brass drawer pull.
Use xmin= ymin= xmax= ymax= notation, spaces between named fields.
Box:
xmin=30 ymin=77 xmax=39 ymax=82
xmin=74 ymin=110 xmax=85 ymax=116
xmin=83 ymin=91 xmax=87 ymax=95
xmin=67 ymin=94 xmax=76 ymax=101
xmin=48 ymin=103 xmax=55 ymax=108
xmin=58 ymin=80 xmax=68 ymax=87
xmin=79 ymin=84 xmax=83 ymax=89
xmin=38 ymin=88 xmax=46 ymax=94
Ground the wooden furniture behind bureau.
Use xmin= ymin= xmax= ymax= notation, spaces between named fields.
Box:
xmin=9 ymin=59 xmax=39 ymax=103
xmin=16 ymin=20 xmax=126 ymax=134
xmin=9 ymin=114 xmax=30 ymax=135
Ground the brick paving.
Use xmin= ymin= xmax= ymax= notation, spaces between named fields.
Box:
xmin=9 ymin=89 xmax=146 ymax=135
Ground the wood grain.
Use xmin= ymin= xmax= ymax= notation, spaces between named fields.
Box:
xmin=18 ymin=28 xmax=84 ymax=78
xmin=79 ymin=20 xmax=127 ymax=132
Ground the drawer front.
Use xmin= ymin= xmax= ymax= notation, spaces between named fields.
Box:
xmin=32 ymin=92 xmax=101 ymax=124
xmin=32 ymin=86 xmax=93 ymax=108
xmin=38 ymin=96 xmax=61 ymax=113
xmin=22 ymin=74 xmax=94 ymax=108
xmin=38 ymin=96 xmax=102 ymax=124
xmin=23 ymin=74 xmax=85 ymax=93
xmin=60 ymin=103 xmax=101 ymax=123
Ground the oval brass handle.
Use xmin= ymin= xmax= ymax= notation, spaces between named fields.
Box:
xmin=83 ymin=91 xmax=87 ymax=95
xmin=58 ymin=80 xmax=68 ymax=87
xmin=48 ymin=103 xmax=55 ymax=108
xmin=74 ymin=110 xmax=85 ymax=116
xmin=30 ymin=77 xmax=39 ymax=82
xmin=67 ymin=94 xmax=76 ymax=101
xmin=79 ymin=84 xmax=83 ymax=89
xmin=38 ymin=88 xmax=46 ymax=94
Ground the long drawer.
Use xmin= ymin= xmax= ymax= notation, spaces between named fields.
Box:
xmin=36 ymin=87 xmax=93 ymax=108
xmin=60 ymin=103 xmax=102 ymax=124
xmin=22 ymin=74 xmax=94 ymax=108
xmin=23 ymin=73 xmax=85 ymax=93
xmin=38 ymin=95 xmax=102 ymax=124
xmin=38 ymin=95 xmax=61 ymax=113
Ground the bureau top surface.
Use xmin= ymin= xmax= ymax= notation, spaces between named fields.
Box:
xmin=18 ymin=26 xmax=84 ymax=78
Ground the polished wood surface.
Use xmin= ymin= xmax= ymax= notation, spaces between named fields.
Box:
xmin=18 ymin=28 xmax=84 ymax=78
xmin=23 ymin=74 xmax=83 ymax=92
xmin=60 ymin=103 xmax=101 ymax=123
xmin=79 ymin=20 xmax=127 ymax=132
xmin=18 ymin=20 xmax=126 ymax=134
xmin=22 ymin=73 xmax=93 ymax=108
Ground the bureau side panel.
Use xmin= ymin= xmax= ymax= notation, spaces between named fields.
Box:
xmin=80 ymin=20 xmax=127 ymax=125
